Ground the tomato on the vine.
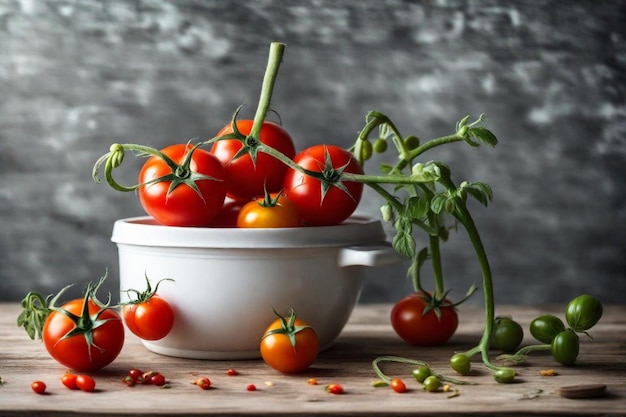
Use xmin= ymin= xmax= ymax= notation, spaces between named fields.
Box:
xmin=390 ymin=293 xmax=458 ymax=346
xmin=43 ymin=298 xmax=124 ymax=372
xmin=551 ymin=329 xmax=580 ymax=365
xmin=211 ymin=120 xmax=296 ymax=201
xmin=283 ymin=144 xmax=364 ymax=226
xmin=237 ymin=192 xmax=301 ymax=228
xmin=492 ymin=316 xmax=524 ymax=353
xmin=530 ymin=314 xmax=566 ymax=344
xmin=122 ymin=277 xmax=175 ymax=341
xmin=138 ymin=143 xmax=227 ymax=227
xmin=449 ymin=353 xmax=471 ymax=375
xmin=260 ymin=308 xmax=319 ymax=373
xmin=565 ymin=294 xmax=603 ymax=332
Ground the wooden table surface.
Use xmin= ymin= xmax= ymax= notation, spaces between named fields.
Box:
xmin=0 ymin=302 xmax=624 ymax=416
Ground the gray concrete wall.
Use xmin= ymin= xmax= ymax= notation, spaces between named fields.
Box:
xmin=1 ymin=0 xmax=624 ymax=306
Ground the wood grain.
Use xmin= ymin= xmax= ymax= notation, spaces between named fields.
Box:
xmin=0 ymin=303 xmax=625 ymax=416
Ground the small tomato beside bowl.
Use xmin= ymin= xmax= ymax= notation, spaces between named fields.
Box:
xmin=260 ymin=309 xmax=319 ymax=373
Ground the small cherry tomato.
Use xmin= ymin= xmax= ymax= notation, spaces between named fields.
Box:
xmin=565 ymin=294 xmax=603 ymax=332
xmin=391 ymin=292 xmax=458 ymax=346
xmin=76 ymin=374 xmax=96 ymax=392
xmin=122 ymin=277 xmax=175 ymax=341
xmin=236 ymin=192 xmax=301 ymax=228
xmin=209 ymin=200 xmax=246 ymax=228
xmin=61 ymin=373 xmax=78 ymax=390
xmin=390 ymin=378 xmax=407 ymax=393
xmin=150 ymin=373 xmax=166 ymax=386
xmin=128 ymin=368 xmax=144 ymax=382
xmin=31 ymin=381 xmax=46 ymax=394
xmin=194 ymin=377 xmax=211 ymax=390
xmin=530 ymin=314 xmax=566 ymax=344
xmin=325 ymin=383 xmax=344 ymax=394
xmin=450 ymin=353 xmax=471 ymax=375
xmin=422 ymin=376 xmax=440 ymax=392
xmin=411 ymin=366 xmax=431 ymax=383
xmin=226 ymin=368 xmax=238 ymax=376
xmin=492 ymin=316 xmax=524 ymax=352
xmin=260 ymin=309 xmax=319 ymax=373
xmin=246 ymin=384 xmax=257 ymax=391
xmin=551 ymin=329 xmax=580 ymax=365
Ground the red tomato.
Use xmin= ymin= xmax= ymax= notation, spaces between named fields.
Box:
xmin=260 ymin=310 xmax=319 ymax=373
xmin=325 ymin=383 xmax=344 ymax=394
xmin=209 ymin=199 xmax=246 ymax=228
xmin=31 ymin=381 xmax=46 ymax=394
xmin=390 ymin=377 xmax=407 ymax=393
xmin=138 ymin=143 xmax=227 ymax=227
xmin=123 ymin=295 xmax=175 ymax=341
xmin=390 ymin=293 xmax=459 ymax=346
xmin=76 ymin=374 xmax=96 ymax=392
xmin=61 ymin=373 xmax=78 ymax=390
xmin=236 ymin=193 xmax=301 ymax=228
xmin=283 ymin=144 xmax=364 ymax=226
xmin=211 ymin=120 xmax=296 ymax=200
xmin=42 ymin=299 xmax=125 ymax=372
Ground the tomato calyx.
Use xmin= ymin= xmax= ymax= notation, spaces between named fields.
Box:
xmin=122 ymin=273 xmax=174 ymax=306
xmin=261 ymin=308 xmax=312 ymax=349
xmin=315 ymin=146 xmax=359 ymax=203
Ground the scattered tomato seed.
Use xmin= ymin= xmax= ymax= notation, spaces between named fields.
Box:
xmin=226 ymin=368 xmax=238 ymax=376
xmin=307 ymin=378 xmax=318 ymax=385
xmin=246 ymin=384 xmax=257 ymax=391
xmin=264 ymin=381 xmax=274 ymax=387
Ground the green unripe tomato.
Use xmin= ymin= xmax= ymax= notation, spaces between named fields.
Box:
xmin=404 ymin=135 xmax=420 ymax=150
xmin=411 ymin=366 xmax=431 ymax=383
xmin=422 ymin=375 xmax=441 ymax=392
xmin=551 ymin=329 xmax=580 ymax=365
xmin=492 ymin=317 xmax=524 ymax=352
xmin=530 ymin=314 xmax=566 ymax=344
xmin=493 ymin=368 xmax=516 ymax=384
xmin=449 ymin=353 xmax=471 ymax=375
xmin=357 ymin=139 xmax=373 ymax=162
xmin=565 ymin=294 xmax=603 ymax=332
xmin=373 ymin=138 xmax=388 ymax=153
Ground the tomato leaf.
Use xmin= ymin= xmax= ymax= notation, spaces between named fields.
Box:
xmin=469 ymin=127 xmax=498 ymax=147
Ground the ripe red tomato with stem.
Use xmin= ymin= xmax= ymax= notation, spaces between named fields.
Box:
xmin=137 ymin=143 xmax=227 ymax=226
xmin=283 ymin=144 xmax=364 ymax=226
xmin=211 ymin=118 xmax=296 ymax=201
xmin=260 ymin=308 xmax=319 ymax=373
xmin=38 ymin=278 xmax=125 ymax=372
xmin=122 ymin=275 xmax=175 ymax=341
xmin=237 ymin=190 xmax=301 ymax=228
xmin=390 ymin=292 xmax=459 ymax=346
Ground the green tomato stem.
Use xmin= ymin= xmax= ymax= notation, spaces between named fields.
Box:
xmin=248 ymin=42 xmax=286 ymax=141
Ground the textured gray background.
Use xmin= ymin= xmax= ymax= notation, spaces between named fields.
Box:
xmin=1 ymin=0 xmax=624 ymax=306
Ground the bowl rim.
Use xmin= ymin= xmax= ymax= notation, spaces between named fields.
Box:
xmin=111 ymin=215 xmax=388 ymax=249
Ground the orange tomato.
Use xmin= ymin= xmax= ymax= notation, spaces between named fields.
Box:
xmin=236 ymin=193 xmax=301 ymax=228
xmin=260 ymin=309 xmax=319 ymax=373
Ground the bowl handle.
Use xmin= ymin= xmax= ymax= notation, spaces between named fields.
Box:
xmin=338 ymin=244 xmax=401 ymax=267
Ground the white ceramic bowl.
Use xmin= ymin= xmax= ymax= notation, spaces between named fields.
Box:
xmin=111 ymin=216 xmax=399 ymax=360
